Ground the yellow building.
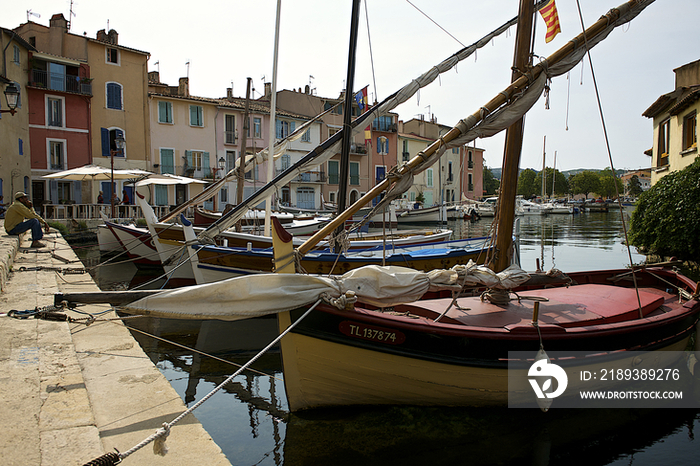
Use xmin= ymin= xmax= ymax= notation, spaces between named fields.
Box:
xmin=0 ymin=28 xmax=35 ymax=201
xmin=643 ymin=59 xmax=699 ymax=185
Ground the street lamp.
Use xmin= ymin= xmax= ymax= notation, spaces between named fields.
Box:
xmin=1 ymin=83 xmax=20 ymax=115
xmin=218 ymin=157 xmax=226 ymax=179
xmin=110 ymin=135 xmax=126 ymax=218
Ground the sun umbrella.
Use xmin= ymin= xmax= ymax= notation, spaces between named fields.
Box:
xmin=42 ymin=165 xmax=153 ymax=181
xmin=135 ymin=173 xmax=208 ymax=186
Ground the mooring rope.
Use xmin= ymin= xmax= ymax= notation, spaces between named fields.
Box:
xmin=82 ymin=298 xmax=324 ymax=465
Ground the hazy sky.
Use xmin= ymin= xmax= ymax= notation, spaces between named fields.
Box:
xmin=7 ymin=0 xmax=698 ymax=172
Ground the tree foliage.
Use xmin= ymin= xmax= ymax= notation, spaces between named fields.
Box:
xmin=627 ymin=175 xmax=643 ymax=197
xmin=596 ymin=168 xmax=623 ymax=199
xmin=483 ymin=167 xmax=500 ymax=196
xmin=533 ymin=167 xmax=570 ymax=198
xmin=517 ymin=169 xmax=538 ymax=198
xmin=629 ymin=159 xmax=700 ymax=262
xmin=569 ymin=171 xmax=601 ymax=199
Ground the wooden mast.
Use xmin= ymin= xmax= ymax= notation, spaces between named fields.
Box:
xmin=489 ymin=0 xmax=535 ymax=273
xmin=335 ymin=0 xmax=362 ymax=238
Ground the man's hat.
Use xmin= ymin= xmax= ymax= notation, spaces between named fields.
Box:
xmin=14 ymin=192 xmax=28 ymax=200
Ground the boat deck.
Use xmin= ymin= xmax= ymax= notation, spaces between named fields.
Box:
xmin=397 ymin=284 xmax=670 ymax=330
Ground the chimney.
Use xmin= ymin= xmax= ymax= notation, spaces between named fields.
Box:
xmin=178 ymin=77 xmax=189 ymax=97
xmin=305 ymin=84 xmax=310 ymax=95
xmin=96 ymin=29 xmax=108 ymax=42
xmin=148 ymin=71 xmax=160 ymax=83
xmin=264 ymin=82 xmax=271 ymax=99
xmin=107 ymin=29 xmax=119 ymax=45
xmin=227 ymin=88 xmax=233 ymax=101
xmin=49 ymin=14 xmax=69 ymax=56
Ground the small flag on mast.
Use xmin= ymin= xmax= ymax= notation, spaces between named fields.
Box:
xmin=538 ymin=0 xmax=561 ymax=43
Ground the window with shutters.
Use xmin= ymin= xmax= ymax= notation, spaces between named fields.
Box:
xmin=106 ymin=82 xmax=123 ymax=110
xmin=350 ymin=162 xmax=360 ymax=185
xmin=328 ymin=160 xmax=339 ymax=184
xmin=682 ymin=111 xmax=697 ymax=151
xmin=158 ymin=101 xmax=173 ymax=124
xmin=190 ymin=105 xmax=204 ymax=127
xmin=225 ymin=114 xmax=236 ymax=143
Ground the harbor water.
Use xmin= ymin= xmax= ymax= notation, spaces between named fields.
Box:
xmin=74 ymin=210 xmax=699 ymax=466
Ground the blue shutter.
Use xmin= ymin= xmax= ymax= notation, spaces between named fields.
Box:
xmin=101 ymin=181 xmax=112 ymax=200
xmin=290 ymin=121 xmax=296 ymax=134
xmin=276 ymin=120 xmax=282 ymax=139
xmin=377 ymin=137 xmax=381 ymax=153
xmin=73 ymin=181 xmax=82 ymax=203
xmin=18 ymin=138 xmax=23 ymax=155
xmin=101 ymin=128 xmax=110 ymax=157
xmin=155 ymin=185 xmax=168 ymax=205
xmin=49 ymin=180 xmax=59 ymax=204
xmin=203 ymin=152 xmax=210 ymax=173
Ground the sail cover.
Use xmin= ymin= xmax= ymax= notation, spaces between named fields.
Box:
xmin=121 ymin=262 xmax=529 ymax=321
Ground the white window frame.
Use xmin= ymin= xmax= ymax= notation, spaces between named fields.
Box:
xmin=106 ymin=47 xmax=120 ymax=65
xmin=46 ymin=95 xmax=65 ymax=128
xmin=47 ymin=138 xmax=67 ymax=170
xmin=13 ymin=45 xmax=20 ymax=65
xmin=253 ymin=117 xmax=262 ymax=138
xmin=301 ymin=128 xmax=311 ymax=142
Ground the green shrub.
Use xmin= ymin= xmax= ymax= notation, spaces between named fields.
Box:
xmin=48 ymin=222 xmax=69 ymax=237
xmin=629 ymin=158 xmax=700 ymax=262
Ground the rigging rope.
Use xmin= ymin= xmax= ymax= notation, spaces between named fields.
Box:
xmin=100 ymin=299 xmax=324 ymax=464
xmin=574 ymin=0 xmax=644 ymax=318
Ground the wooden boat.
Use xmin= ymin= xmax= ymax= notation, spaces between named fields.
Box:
xmin=99 ymin=211 xmax=452 ymax=268
xmin=193 ymin=206 xmax=295 ymax=227
xmin=268 ymin=0 xmax=700 ymax=411
xmin=397 ymin=205 xmax=442 ymax=224
xmin=179 ymin=234 xmax=492 ymax=284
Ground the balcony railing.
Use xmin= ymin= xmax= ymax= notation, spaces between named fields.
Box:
xmin=350 ymin=143 xmax=368 ymax=155
xmin=224 ymin=131 xmax=237 ymax=144
xmin=468 ymin=160 xmax=474 ymax=169
xmin=275 ymin=168 xmax=326 ymax=182
xmin=154 ymin=164 xmax=216 ymax=179
xmin=30 ymin=69 xmax=93 ymax=96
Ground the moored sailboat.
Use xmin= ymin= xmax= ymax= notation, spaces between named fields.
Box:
xmin=58 ymin=0 xmax=699 ymax=415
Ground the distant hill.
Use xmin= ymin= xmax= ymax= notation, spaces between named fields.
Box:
xmin=488 ymin=167 xmax=624 ymax=180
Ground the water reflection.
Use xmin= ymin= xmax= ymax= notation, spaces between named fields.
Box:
xmin=74 ymin=213 xmax=697 ymax=466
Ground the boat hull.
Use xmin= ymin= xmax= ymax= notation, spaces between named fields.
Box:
xmin=278 ymin=268 xmax=700 ymax=411
xmin=191 ymin=237 xmax=491 ymax=284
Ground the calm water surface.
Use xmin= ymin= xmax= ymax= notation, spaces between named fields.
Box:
xmin=76 ymin=210 xmax=699 ymax=466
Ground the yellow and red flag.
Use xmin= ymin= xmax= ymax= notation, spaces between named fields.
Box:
xmin=539 ymin=0 xmax=562 ymax=43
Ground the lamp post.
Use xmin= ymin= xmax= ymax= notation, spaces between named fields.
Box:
xmin=1 ymin=83 xmax=20 ymax=115
xmin=110 ymin=135 xmax=126 ymax=218
xmin=216 ymin=157 xmax=226 ymax=211
xmin=218 ymin=157 xmax=226 ymax=179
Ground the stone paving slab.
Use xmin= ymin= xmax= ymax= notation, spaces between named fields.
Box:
xmin=0 ymin=224 xmax=231 ymax=466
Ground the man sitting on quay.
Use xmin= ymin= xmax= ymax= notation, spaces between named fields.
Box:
xmin=4 ymin=192 xmax=50 ymax=248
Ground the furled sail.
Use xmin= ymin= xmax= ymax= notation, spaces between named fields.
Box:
xmin=121 ymin=262 xmax=529 ymax=321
